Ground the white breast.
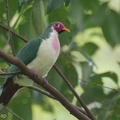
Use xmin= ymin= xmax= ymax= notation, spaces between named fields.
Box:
xmin=14 ymin=30 xmax=60 ymax=86
xmin=28 ymin=31 xmax=60 ymax=77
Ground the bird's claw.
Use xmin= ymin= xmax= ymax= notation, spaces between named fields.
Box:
xmin=31 ymin=70 xmax=48 ymax=86
xmin=31 ymin=70 xmax=38 ymax=79
xmin=42 ymin=78 xmax=48 ymax=87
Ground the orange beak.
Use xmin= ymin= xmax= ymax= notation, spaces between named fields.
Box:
xmin=62 ymin=27 xmax=70 ymax=32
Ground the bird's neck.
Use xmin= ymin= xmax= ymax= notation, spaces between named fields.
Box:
xmin=39 ymin=29 xmax=60 ymax=53
xmin=51 ymin=30 xmax=60 ymax=53
xmin=40 ymin=26 xmax=53 ymax=39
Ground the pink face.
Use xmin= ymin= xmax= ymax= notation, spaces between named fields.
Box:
xmin=52 ymin=22 xmax=70 ymax=34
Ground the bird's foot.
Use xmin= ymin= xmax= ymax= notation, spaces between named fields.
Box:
xmin=31 ymin=70 xmax=48 ymax=86
xmin=42 ymin=78 xmax=48 ymax=87
xmin=31 ymin=70 xmax=38 ymax=79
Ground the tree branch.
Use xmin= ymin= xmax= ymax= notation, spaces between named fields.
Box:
xmin=0 ymin=50 xmax=90 ymax=120
xmin=53 ymin=65 xmax=96 ymax=120
xmin=81 ymin=80 xmax=120 ymax=93
xmin=27 ymin=85 xmax=87 ymax=116
xmin=5 ymin=0 xmax=15 ymax=56
xmin=0 ymin=24 xmax=28 ymax=43
xmin=0 ymin=24 xmax=96 ymax=119
xmin=0 ymin=77 xmax=5 ymax=79
xmin=26 ymin=86 xmax=56 ymax=100
xmin=0 ymin=71 xmax=21 ymax=76
xmin=6 ymin=107 xmax=23 ymax=120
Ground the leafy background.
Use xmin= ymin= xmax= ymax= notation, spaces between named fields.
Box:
xmin=0 ymin=0 xmax=120 ymax=120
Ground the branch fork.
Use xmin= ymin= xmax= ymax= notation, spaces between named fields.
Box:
xmin=0 ymin=50 xmax=91 ymax=120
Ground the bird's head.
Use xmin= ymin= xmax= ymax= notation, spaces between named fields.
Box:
xmin=52 ymin=22 xmax=70 ymax=34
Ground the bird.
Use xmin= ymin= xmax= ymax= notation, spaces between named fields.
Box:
xmin=0 ymin=22 xmax=70 ymax=112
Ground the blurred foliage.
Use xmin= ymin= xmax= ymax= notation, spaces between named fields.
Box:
xmin=0 ymin=0 xmax=120 ymax=120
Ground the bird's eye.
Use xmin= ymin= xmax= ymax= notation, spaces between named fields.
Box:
xmin=54 ymin=23 xmax=60 ymax=27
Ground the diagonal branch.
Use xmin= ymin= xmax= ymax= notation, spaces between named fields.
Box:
xmin=0 ymin=24 xmax=96 ymax=119
xmin=27 ymin=85 xmax=87 ymax=116
xmin=0 ymin=50 xmax=90 ymax=120
xmin=0 ymin=24 xmax=28 ymax=43
xmin=53 ymin=65 xmax=96 ymax=120
xmin=6 ymin=107 xmax=23 ymax=120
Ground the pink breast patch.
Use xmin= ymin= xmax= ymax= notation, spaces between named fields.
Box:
xmin=52 ymin=35 xmax=60 ymax=53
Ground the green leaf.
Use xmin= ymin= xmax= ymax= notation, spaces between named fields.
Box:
xmin=64 ymin=0 xmax=72 ymax=7
xmin=70 ymin=0 xmax=84 ymax=31
xmin=32 ymin=0 xmax=47 ymax=35
xmin=118 ymin=62 xmax=120 ymax=66
xmin=82 ymin=42 xmax=98 ymax=55
xmin=80 ymin=82 xmax=105 ymax=105
xmin=8 ymin=0 xmax=19 ymax=19
xmin=92 ymin=72 xmax=118 ymax=84
xmin=19 ymin=8 xmax=37 ymax=40
xmin=18 ymin=0 xmax=33 ymax=12
xmin=79 ymin=0 xmax=99 ymax=12
xmin=80 ymin=61 xmax=93 ymax=86
xmin=9 ymin=88 xmax=32 ymax=120
xmin=12 ymin=34 xmax=25 ymax=53
xmin=0 ymin=29 xmax=7 ymax=49
xmin=0 ymin=1 xmax=5 ymax=22
xmin=102 ymin=10 xmax=120 ymax=47
xmin=48 ymin=6 xmax=71 ymax=45
xmin=92 ymin=2 xmax=108 ymax=26
xmin=104 ymin=92 xmax=120 ymax=120
xmin=45 ymin=0 xmax=63 ymax=14
xmin=77 ymin=46 xmax=95 ymax=65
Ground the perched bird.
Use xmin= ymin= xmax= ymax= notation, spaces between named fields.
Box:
xmin=0 ymin=22 xmax=70 ymax=112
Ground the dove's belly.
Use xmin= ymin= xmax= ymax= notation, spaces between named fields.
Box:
xmin=14 ymin=31 xmax=60 ymax=86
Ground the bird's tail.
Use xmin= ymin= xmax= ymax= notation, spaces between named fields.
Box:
xmin=0 ymin=78 xmax=21 ymax=112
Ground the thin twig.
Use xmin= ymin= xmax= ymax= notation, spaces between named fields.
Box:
xmin=5 ymin=0 xmax=15 ymax=56
xmin=0 ymin=24 xmax=95 ymax=120
xmin=104 ymin=93 xmax=120 ymax=120
xmin=6 ymin=107 xmax=24 ymax=120
xmin=81 ymin=80 xmax=120 ymax=93
xmin=0 ymin=24 xmax=28 ymax=43
xmin=27 ymin=85 xmax=87 ymax=116
xmin=0 ymin=71 xmax=21 ymax=76
xmin=0 ymin=77 xmax=5 ymax=79
xmin=53 ymin=65 xmax=96 ymax=120
xmin=26 ymin=86 xmax=56 ymax=100
xmin=0 ymin=70 xmax=5 ymax=79
xmin=0 ymin=50 xmax=91 ymax=120
xmin=12 ymin=4 xmax=24 ymax=29
xmin=0 ymin=22 xmax=119 ymax=119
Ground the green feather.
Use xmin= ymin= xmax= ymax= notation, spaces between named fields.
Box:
xmin=6 ymin=37 xmax=42 ymax=79
xmin=6 ymin=23 xmax=53 ymax=79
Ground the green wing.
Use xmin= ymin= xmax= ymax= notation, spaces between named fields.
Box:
xmin=8 ymin=37 xmax=43 ymax=75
